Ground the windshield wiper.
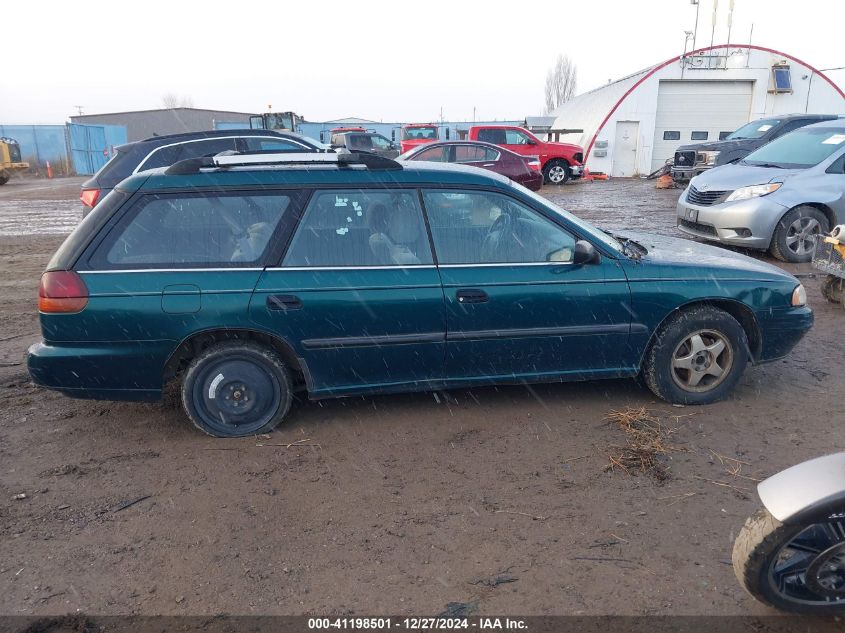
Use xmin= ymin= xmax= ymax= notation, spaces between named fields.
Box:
xmin=748 ymin=162 xmax=784 ymax=169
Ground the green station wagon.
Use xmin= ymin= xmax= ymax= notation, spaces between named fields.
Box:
xmin=28 ymin=152 xmax=813 ymax=437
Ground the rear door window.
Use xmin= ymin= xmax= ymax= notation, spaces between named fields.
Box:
xmin=283 ymin=190 xmax=433 ymax=267
xmin=138 ymin=138 xmax=239 ymax=171
xmin=476 ymin=128 xmax=507 ymax=144
xmin=240 ymin=137 xmax=308 ymax=152
xmin=454 ymin=145 xmax=498 ymax=163
xmin=92 ymin=192 xmax=292 ymax=268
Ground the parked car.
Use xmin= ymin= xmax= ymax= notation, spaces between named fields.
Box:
xmin=468 ymin=125 xmax=584 ymax=185
xmin=399 ymin=140 xmax=543 ymax=191
xmin=672 ymin=114 xmax=839 ymax=182
xmin=677 ymin=119 xmax=845 ymax=262
xmin=398 ymin=123 xmax=440 ymax=153
xmin=30 ymin=152 xmax=812 ymax=437
xmin=80 ymin=129 xmax=327 ymax=215
xmin=331 ymin=131 xmax=400 ymax=158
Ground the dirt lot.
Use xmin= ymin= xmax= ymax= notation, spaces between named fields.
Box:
xmin=0 ymin=176 xmax=843 ymax=617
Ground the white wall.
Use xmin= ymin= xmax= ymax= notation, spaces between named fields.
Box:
xmin=578 ymin=47 xmax=845 ymax=176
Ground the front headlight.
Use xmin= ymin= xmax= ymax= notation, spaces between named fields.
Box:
xmin=791 ymin=284 xmax=807 ymax=307
xmin=697 ymin=150 xmax=721 ymax=166
xmin=725 ymin=183 xmax=782 ymax=202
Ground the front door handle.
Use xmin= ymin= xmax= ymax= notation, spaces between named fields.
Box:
xmin=456 ymin=289 xmax=489 ymax=304
xmin=267 ymin=294 xmax=303 ymax=310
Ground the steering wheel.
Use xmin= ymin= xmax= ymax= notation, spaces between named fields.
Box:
xmin=481 ymin=212 xmax=513 ymax=262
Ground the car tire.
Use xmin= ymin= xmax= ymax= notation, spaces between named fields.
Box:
xmin=642 ymin=305 xmax=749 ymax=405
xmin=0 ymin=173 xmax=9 ymax=186
xmin=543 ymin=160 xmax=570 ymax=185
xmin=821 ymin=275 xmax=844 ymax=305
xmin=769 ymin=206 xmax=829 ymax=263
xmin=181 ymin=341 xmax=293 ymax=438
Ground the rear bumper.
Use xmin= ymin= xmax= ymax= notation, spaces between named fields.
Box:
xmin=519 ymin=172 xmax=544 ymax=191
xmin=27 ymin=340 xmax=171 ymax=401
xmin=756 ymin=306 xmax=814 ymax=363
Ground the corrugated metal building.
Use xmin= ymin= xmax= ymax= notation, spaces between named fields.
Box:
xmin=549 ymin=44 xmax=845 ymax=176
xmin=70 ymin=107 xmax=256 ymax=142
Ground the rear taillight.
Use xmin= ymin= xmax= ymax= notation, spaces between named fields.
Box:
xmin=80 ymin=188 xmax=100 ymax=208
xmin=526 ymin=156 xmax=541 ymax=172
xmin=38 ymin=271 xmax=89 ymax=313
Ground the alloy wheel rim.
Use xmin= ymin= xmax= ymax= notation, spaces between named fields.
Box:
xmin=548 ymin=166 xmax=566 ymax=183
xmin=785 ymin=217 xmax=821 ymax=256
xmin=768 ymin=522 xmax=845 ymax=606
xmin=670 ymin=329 xmax=733 ymax=393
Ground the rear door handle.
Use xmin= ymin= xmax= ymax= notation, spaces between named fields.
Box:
xmin=456 ymin=289 xmax=488 ymax=304
xmin=267 ymin=294 xmax=303 ymax=310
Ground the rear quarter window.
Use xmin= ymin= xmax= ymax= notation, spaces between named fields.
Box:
xmin=89 ymin=192 xmax=292 ymax=268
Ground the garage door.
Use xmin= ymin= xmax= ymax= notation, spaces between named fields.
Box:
xmin=651 ymin=80 xmax=753 ymax=171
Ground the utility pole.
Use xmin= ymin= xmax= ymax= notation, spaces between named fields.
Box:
xmin=709 ymin=0 xmax=718 ymax=67
xmin=73 ymin=105 xmax=84 ymax=116
xmin=691 ymin=0 xmax=700 ymax=51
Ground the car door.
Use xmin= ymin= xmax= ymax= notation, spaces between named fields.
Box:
xmin=499 ymin=128 xmax=538 ymax=159
xmin=421 ymin=189 xmax=633 ymax=383
xmin=73 ymin=190 xmax=297 ymax=392
xmin=250 ymin=188 xmax=445 ymax=396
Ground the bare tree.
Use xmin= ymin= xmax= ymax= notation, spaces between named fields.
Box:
xmin=161 ymin=93 xmax=195 ymax=109
xmin=544 ymin=55 xmax=577 ymax=114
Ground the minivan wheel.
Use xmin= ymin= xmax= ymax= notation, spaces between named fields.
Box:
xmin=543 ymin=160 xmax=570 ymax=185
xmin=181 ymin=341 xmax=293 ymax=438
xmin=770 ymin=206 xmax=828 ymax=263
xmin=642 ymin=306 xmax=748 ymax=405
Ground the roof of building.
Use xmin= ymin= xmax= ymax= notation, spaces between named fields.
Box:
xmin=71 ymin=107 xmax=257 ymax=118
xmin=550 ymin=44 xmax=845 ymax=159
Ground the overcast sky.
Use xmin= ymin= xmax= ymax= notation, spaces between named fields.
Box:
xmin=2 ymin=0 xmax=843 ymax=124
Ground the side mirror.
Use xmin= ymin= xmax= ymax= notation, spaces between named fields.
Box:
xmin=525 ymin=138 xmax=537 ymax=145
xmin=572 ymin=240 xmax=600 ymax=265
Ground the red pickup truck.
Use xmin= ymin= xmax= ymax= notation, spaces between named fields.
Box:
xmin=399 ymin=123 xmax=440 ymax=153
xmin=468 ymin=125 xmax=584 ymax=184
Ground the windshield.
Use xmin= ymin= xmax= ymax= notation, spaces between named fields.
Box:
xmin=295 ymin=134 xmax=330 ymax=151
xmin=726 ymin=119 xmax=781 ymax=140
xmin=403 ymin=126 xmax=438 ymax=140
xmin=743 ymin=127 xmax=845 ymax=169
xmin=516 ymin=185 xmax=624 ymax=255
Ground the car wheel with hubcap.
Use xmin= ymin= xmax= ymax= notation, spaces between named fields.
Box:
xmin=543 ymin=160 xmax=570 ymax=185
xmin=643 ymin=305 xmax=748 ymax=405
xmin=181 ymin=341 xmax=293 ymax=438
xmin=770 ymin=205 xmax=829 ymax=263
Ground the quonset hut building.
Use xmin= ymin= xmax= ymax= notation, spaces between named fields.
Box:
xmin=549 ymin=44 xmax=845 ymax=177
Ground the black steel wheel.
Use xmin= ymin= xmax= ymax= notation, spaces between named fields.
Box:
xmin=181 ymin=341 xmax=292 ymax=438
xmin=733 ymin=508 xmax=845 ymax=613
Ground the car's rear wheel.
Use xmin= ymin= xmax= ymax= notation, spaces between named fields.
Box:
xmin=181 ymin=341 xmax=293 ymax=438
xmin=770 ymin=206 xmax=828 ymax=263
xmin=0 ymin=172 xmax=9 ymax=186
xmin=543 ymin=160 xmax=570 ymax=185
xmin=642 ymin=305 xmax=748 ymax=405
xmin=821 ymin=275 xmax=844 ymax=306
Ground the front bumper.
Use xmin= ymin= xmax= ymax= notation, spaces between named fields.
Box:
xmin=676 ymin=192 xmax=789 ymax=250
xmin=671 ymin=165 xmax=709 ymax=181
xmin=756 ymin=305 xmax=813 ymax=363
xmin=569 ymin=165 xmax=584 ymax=178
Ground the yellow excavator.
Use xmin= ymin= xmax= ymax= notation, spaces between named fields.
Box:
xmin=0 ymin=137 xmax=29 ymax=185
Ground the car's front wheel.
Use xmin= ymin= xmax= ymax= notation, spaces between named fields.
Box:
xmin=181 ymin=341 xmax=293 ymax=437
xmin=770 ymin=205 xmax=829 ymax=263
xmin=642 ymin=306 xmax=749 ymax=405
xmin=543 ymin=160 xmax=570 ymax=185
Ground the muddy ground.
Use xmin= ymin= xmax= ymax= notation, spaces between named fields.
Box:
xmin=0 ymin=176 xmax=843 ymax=617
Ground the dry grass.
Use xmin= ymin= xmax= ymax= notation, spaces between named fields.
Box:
xmin=603 ymin=407 xmax=684 ymax=481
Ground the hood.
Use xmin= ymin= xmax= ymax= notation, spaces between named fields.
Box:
xmin=618 ymin=231 xmax=798 ymax=282
xmin=690 ymin=162 xmax=804 ymax=191
xmin=546 ymin=141 xmax=583 ymax=153
xmin=676 ymin=138 xmax=757 ymax=153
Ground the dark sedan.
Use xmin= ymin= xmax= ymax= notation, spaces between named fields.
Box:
xmin=399 ymin=140 xmax=544 ymax=191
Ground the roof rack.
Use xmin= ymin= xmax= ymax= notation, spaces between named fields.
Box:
xmin=165 ymin=151 xmax=402 ymax=175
